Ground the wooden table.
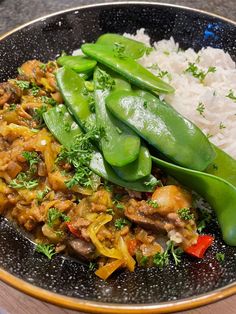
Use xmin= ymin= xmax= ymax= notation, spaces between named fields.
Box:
xmin=1 ymin=0 xmax=236 ymax=313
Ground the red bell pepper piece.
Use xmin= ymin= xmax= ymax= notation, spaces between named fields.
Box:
xmin=185 ymin=235 xmax=214 ymax=258
xmin=126 ymin=239 xmax=138 ymax=256
xmin=66 ymin=222 xmax=80 ymax=238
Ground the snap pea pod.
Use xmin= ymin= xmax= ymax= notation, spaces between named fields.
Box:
xmin=97 ymin=67 xmax=151 ymax=180
xmin=90 ymin=151 xmax=157 ymax=191
xmin=57 ymin=55 xmax=97 ymax=73
xmin=96 ymin=33 xmax=152 ymax=59
xmin=113 ymin=145 xmax=152 ymax=181
xmin=94 ymin=67 xmax=140 ymax=167
xmin=56 ymin=66 xmax=95 ymax=130
xmin=43 ymin=104 xmax=82 ymax=149
xmin=206 ymin=145 xmax=236 ymax=187
xmin=81 ymin=43 xmax=174 ymax=94
xmin=106 ymin=90 xmax=215 ymax=171
xmin=152 ymin=155 xmax=236 ymax=246
xmin=43 ymin=105 xmax=158 ymax=192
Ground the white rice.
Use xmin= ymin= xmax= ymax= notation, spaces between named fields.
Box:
xmin=125 ymin=29 xmax=236 ymax=158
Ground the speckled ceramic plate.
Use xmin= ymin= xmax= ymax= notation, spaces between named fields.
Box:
xmin=0 ymin=2 xmax=236 ymax=313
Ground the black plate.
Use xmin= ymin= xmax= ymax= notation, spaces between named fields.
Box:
xmin=0 ymin=2 xmax=236 ymax=313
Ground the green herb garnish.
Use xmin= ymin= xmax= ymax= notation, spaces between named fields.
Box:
xmin=140 ymin=255 xmax=148 ymax=266
xmin=37 ymin=186 xmax=51 ymax=202
xmin=216 ymin=252 xmax=225 ymax=263
xmin=22 ymin=151 xmax=40 ymax=173
xmin=113 ymin=42 xmax=126 ymax=58
xmin=196 ymin=102 xmax=205 ymax=117
xmin=219 ymin=122 xmax=226 ymax=130
xmin=106 ymin=208 xmax=115 ymax=215
xmin=153 ymin=241 xmax=183 ymax=268
xmin=114 ymin=218 xmax=130 ymax=230
xmin=41 ymin=96 xmax=57 ymax=106
xmin=57 ymin=127 xmax=101 ymax=189
xmin=47 ymin=207 xmax=70 ymax=228
xmin=35 ymin=243 xmax=56 ymax=259
xmin=96 ymin=68 xmax=115 ymax=90
xmin=14 ymin=80 xmax=30 ymax=90
xmin=226 ymin=89 xmax=236 ymax=102
xmin=147 ymin=199 xmax=158 ymax=208
xmin=30 ymin=83 xmax=41 ymax=96
xmin=185 ymin=63 xmax=216 ymax=83
xmin=8 ymin=103 xmax=17 ymax=111
xmin=88 ymin=262 xmax=97 ymax=271
xmin=33 ymin=105 xmax=48 ymax=128
xmin=9 ymin=173 xmax=39 ymax=190
xmin=178 ymin=208 xmax=194 ymax=220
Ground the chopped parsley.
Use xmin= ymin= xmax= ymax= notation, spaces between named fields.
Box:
xmin=216 ymin=252 xmax=225 ymax=263
xmin=33 ymin=105 xmax=48 ymax=128
xmin=157 ymin=70 xmax=171 ymax=80
xmin=9 ymin=173 xmax=38 ymax=190
xmin=143 ymin=100 xmax=148 ymax=109
xmin=57 ymin=127 xmax=101 ymax=189
xmin=196 ymin=102 xmax=205 ymax=117
xmin=96 ymin=68 xmax=115 ymax=90
xmin=14 ymin=80 xmax=30 ymax=90
xmin=147 ymin=199 xmax=158 ymax=208
xmin=22 ymin=151 xmax=40 ymax=173
xmin=9 ymin=152 xmax=40 ymax=190
xmin=153 ymin=250 xmax=169 ymax=268
xmin=47 ymin=207 xmax=70 ymax=228
xmin=219 ymin=122 xmax=226 ymax=130
xmin=178 ymin=208 xmax=194 ymax=220
xmin=8 ymin=103 xmax=17 ymax=111
xmin=88 ymin=262 xmax=97 ymax=271
xmin=64 ymin=122 xmax=71 ymax=132
xmin=140 ymin=255 xmax=148 ymax=266
xmin=35 ymin=243 xmax=56 ymax=260
xmin=41 ymin=96 xmax=57 ymax=106
xmin=185 ymin=63 xmax=216 ymax=83
xmin=147 ymin=63 xmax=160 ymax=71
xmin=113 ymin=42 xmax=126 ymax=58
xmin=37 ymin=186 xmax=51 ymax=202
xmin=39 ymin=63 xmax=47 ymax=71
xmin=226 ymin=89 xmax=236 ymax=102
xmin=30 ymin=83 xmax=41 ymax=96
xmin=106 ymin=208 xmax=115 ymax=215
xmin=153 ymin=241 xmax=183 ymax=268
xmin=114 ymin=218 xmax=131 ymax=230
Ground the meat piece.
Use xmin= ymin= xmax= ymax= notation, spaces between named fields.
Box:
xmin=67 ymin=238 xmax=96 ymax=261
xmin=125 ymin=199 xmax=166 ymax=232
xmin=0 ymin=82 xmax=22 ymax=105
xmin=124 ymin=185 xmax=198 ymax=248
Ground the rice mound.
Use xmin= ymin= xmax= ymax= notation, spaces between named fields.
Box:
xmin=125 ymin=29 xmax=236 ymax=159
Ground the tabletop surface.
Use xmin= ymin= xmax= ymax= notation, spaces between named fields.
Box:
xmin=0 ymin=0 xmax=236 ymax=313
